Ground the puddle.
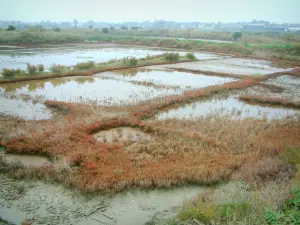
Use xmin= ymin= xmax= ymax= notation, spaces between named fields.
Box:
xmin=0 ymin=174 xmax=205 ymax=225
xmin=166 ymin=58 xmax=293 ymax=75
xmin=0 ymin=90 xmax=52 ymax=120
xmin=156 ymin=96 xmax=300 ymax=120
xmin=0 ymin=152 xmax=50 ymax=167
xmin=93 ymin=127 xmax=152 ymax=143
xmin=98 ymin=69 xmax=236 ymax=90
xmin=0 ymin=44 xmax=222 ymax=71
xmin=0 ymin=76 xmax=179 ymax=105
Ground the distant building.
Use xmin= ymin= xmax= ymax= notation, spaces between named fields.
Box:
xmin=219 ymin=23 xmax=243 ymax=30
xmin=243 ymin=24 xmax=266 ymax=31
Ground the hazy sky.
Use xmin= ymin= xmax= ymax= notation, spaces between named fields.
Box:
xmin=0 ymin=0 xmax=299 ymax=23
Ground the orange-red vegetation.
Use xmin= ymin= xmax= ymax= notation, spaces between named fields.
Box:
xmin=131 ymin=79 xmax=258 ymax=119
xmin=1 ymin=69 xmax=300 ymax=193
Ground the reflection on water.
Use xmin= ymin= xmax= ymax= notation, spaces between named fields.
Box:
xmin=0 ymin=45 xmax=223 ymax=70
xmin=99 ymin=69 xmax=237 ymax=90
xmin=0 ymin=76 xmax=179 ymax=105
xmin=156 ymin=96 xmax=300 ymax=120
xmin=0 ymin=91 xmax=52 ymax=120
xmin=168 ymin=58 xmax=293 ymax=75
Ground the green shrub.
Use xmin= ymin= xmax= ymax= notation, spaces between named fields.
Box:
xmin=264 ymin=190 xmax=300 ymax=225
xmin=2 ymin=68 xmax=25 ymax=77
xmin=50 ymin=64 xmax=68 ymax=73
xmin=102 ymin=28 xmax=109 ymax=34
xmin=185 ymin=52 xmax=197 ymax=60
xmin=164 ymin=53 xmax=180 ymax=61
xmin=37 ymin=64 xmax=44 ymax=72
xmin=6 ymin=25 xmax=16 ymax=31
xmin=215 ymin=201 xmax=250 ymax=222
xmin=74 ymin=61 xmax=95 ymax=70
xmin=122 ymin=57 xmax=138 ymax=66
xmin=233 ymin=32 xmax=243 ymax=41
xmin=54 ymin=28 xmax=61 ymax=32
xmin=282 ymin=147 xmax=300 ymax=165
xmin=26 ymin=64 xmax=37 ymax=75
xmin=178 ymin=202 xmax=213 ymax=224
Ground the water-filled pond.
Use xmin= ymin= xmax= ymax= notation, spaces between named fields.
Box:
xmin=166 ymin=58 xmax=293 ymax=75
xmin=156 ymin=96 xmax=300 ymax=120
xmin=0 ymin=90 xmax=52 ymax=120
xmin=0 ymin=44 xmax=223 ymax=71
xmin=0 ymin=76 xmax=180 ymax=106
xmin=98 ymin=68 xmax=237 ymax=90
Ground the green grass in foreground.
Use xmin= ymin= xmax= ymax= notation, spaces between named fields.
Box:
xmin=176 ymin=147 xmax=300 ymax=225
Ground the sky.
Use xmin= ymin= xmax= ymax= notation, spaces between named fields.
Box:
xmin=0 ymin=0 xmax=299 ymax=23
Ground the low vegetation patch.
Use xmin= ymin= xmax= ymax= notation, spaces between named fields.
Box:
xmin=2 ymin=68 xmax=25 ymax=78
xmin=74 ymin=61 xmax=95 ymax=70
xmin=164 ymin=53 xmax=180 ymax=61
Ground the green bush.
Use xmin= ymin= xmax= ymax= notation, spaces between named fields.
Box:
xmin=102 ymin=28 xmax=109 ymax=34
xmin=37 ymin=64 xmax=44 ymax=72
xmin=264 ymin=190 xmax=300 ymax=225
xmin=233 ymin=32 xmax=243 ymax=41
xmin=26 ymin=64 xmax=37 ymax=75
xmin=53 ymin=28 xmax=61 ymax=32
xmin=122 ymin=57 xmax=138 ymax=66
xmin=6 ymin=25 xmax=16 ymax=31
xmin=185 ymin=52 xmax=197 ymax=60
xmin=74 ymin=61 xmax=95 ymax=70
xmin=164 ymin=53 xmax=180 ymax=61
xmin=282 ymin=147 xmax=300 ymax=165
xmin=50 ymin=64 xmax=68 ymax=73
xmin=2 ymin=68 xmax=25 ymax=77
xmin=215 ymin=201 xmax=250 ymax=222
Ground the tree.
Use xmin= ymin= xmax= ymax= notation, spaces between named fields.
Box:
xmin=89 ymin=25 xmax=93 ymax=29
xmin=6 ymin=25 xmax=16 ymax=31
xmin=102 ymin=28 xmax=109 ymax=34
xmin=121 ymin=26 xmax=128 ymax=30
xmin=232 ymin=32 xmax=242 ymax=41
xmin=54 ymin=27 xmax=61 ymax=32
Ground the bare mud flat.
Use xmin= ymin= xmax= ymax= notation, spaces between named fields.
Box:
xmin=0 ymin=90 xmax=52 ymax=120
xmin=94 ymin=127 xmax=152 ymax=143
xmin=159 ymin=58 xmax=294 ymax=75
xmin=0 ymin=152 xmax=50 ymax=167
xmin=97 ymin=68 xmax=237 ymax=90
xmin=0 ymin=174 xmax=205 ymax=225
xmin=156 ymin=96 xmax=300 ymax=120
xmin=263 ymin=75 xmax=300 ymax=102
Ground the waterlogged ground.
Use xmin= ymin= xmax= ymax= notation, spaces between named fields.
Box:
xmin=98 ymin=68 xmax=236 ymax=90
xmin=1 ymin=46 xmax=299 ymax=225
xmin=156 ymin=95 xmax=300 ymax=120
xmin=163 ymin=58 xmax=294 ymax=75
xmin=0 ymin=90 xmax=52 ymax=120
xmin=0 ymin=174 xmax=204 ymax=225
xmin=0 ymin=76 xmax=180 ymax=106
xmin=0 ymin=44 xmax=224 ymax=71
xmin=264 ymin=75 xmax=300 ymax=102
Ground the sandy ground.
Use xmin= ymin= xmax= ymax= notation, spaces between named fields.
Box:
xmin=94 ymin=127 xmax=152 ymax=143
